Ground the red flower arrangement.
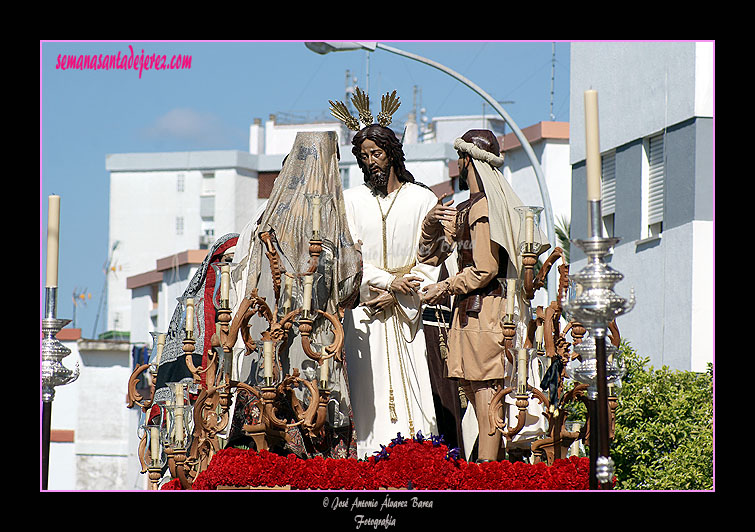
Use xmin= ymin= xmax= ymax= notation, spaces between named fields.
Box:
xmin=170 ymin=433 xmax=591 ymax=491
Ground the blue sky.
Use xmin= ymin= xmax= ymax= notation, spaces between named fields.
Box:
xmin=40 ymin=40 xmax=571 ymax=338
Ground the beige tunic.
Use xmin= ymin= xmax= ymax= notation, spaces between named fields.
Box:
xmin=419 ymin=195 xmax=508 ymax=381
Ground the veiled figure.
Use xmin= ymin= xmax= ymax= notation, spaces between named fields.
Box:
xmin=227 ymin=130 xmax=361 ymax=459
xmin=153 ymin=232 xmax=239 ymax=406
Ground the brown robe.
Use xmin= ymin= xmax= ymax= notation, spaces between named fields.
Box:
xmin=419 ymin=194 xmax=508 ymax=381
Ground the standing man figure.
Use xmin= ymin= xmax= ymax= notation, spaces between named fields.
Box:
xmin=331 ymin=89 xmax=440 ymax=458
xmin=419 ymin=129 xmax=548 ymax=462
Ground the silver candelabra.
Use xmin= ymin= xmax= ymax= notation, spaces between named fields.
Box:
xmin=42 ymin=285 xmax=79 ymax=489
xmin=561 ymin=199 xmax=634 ymax=489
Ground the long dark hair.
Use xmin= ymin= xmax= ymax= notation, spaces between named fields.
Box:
xmin=352 ymin=124 xmax=415 ymax=185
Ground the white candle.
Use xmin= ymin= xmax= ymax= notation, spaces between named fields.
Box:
xmin=156 ymin=333 xmax=166 ymax=366
xmin=311 ymin=195 xmax=321 ymax=234
xmin=568 ymin=422 xmax=582 ymax=457
xmin=263 ymin=339 xmax=273 ymax=379
xmin=220 ymin=263 xmax=230 ymax=302
xmin=320 ymin=346 xmax=329 ymax=387
xmin=174 ymin=383 xmax=184 ymax=446
xmin=283 ymin=273 xmax=293 ymax=311
xmin=584 ymin=90 xmax=602 ymax=202
xmin=506 ymin=279 xmax=517 ymax=317
xmin=535 ymin=323 xmax=544 ymax=348
xmin=302 ymin=275 xmax=314 ymax=311
xmin=517 ymin=348 xmax=528 ymax=392
xmin=46 ymin=195 xmax=61 ymax=288
xmin=150 ymin=426 xmax=160 ymax=464
xmin=185 ymin=298 xmax=194 ymax=333
xmin=525 ymin=210 xmax=534 ymax=245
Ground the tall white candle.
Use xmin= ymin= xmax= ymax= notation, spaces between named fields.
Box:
xmin=46 ymin=195 xmax=61 ymax=288
xmin=185 ymin=298 xmax=195 ymax=333
xmin=302 ymin=275 xmax=314 ymax=311
xmin=584 ymin=90 xmax=602 ymax=202
xmin=263 ymin=339 xmax=273 ymax=379
xmin=506 ymin=279 xmax=517 ymax=316
xmin=311 ymin=195 xmax=321 ymax=234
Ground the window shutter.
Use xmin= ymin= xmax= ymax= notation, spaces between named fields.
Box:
xmin=601 ymin=151 xmax=616 ymax=215
xmin=647 ymin=133 xmax=665 ymax=225
xmin=200 ymin=195 xmax=215 ymax=218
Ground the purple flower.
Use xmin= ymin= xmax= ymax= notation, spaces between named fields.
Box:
xmin=430 ymin=434 xmax=446 ymax=447
xmin=373 ymin=444 xmax=390 ymax=463
xmin=445 ymin=447 xmax=461 ymax=461
xmin=414 ymin=431 xmax=426 ymax=443
xmin=390 ymin=433 xmax=406 ymax=446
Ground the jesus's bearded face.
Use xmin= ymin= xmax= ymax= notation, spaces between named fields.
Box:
xmin=359 ymin=138 xmax=391 ymax=187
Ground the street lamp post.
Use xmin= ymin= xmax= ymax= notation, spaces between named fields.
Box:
xmin=305 ymin=41 xmax=557 ymax=302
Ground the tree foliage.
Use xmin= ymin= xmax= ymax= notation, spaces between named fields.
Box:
xmin=554 ymin=215 xmax=570 ymax=263
xmin=609 ymin=341 xmax=713 ymax=490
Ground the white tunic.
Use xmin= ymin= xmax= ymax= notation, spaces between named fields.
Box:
xmin=343 ymin=182 xmax=440 ymax=458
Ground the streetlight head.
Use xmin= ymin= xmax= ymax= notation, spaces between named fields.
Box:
xmin=305 ymin=42 xmax=377 ymax=54
xmin=305 ymin=42 xmax=333 ymax=55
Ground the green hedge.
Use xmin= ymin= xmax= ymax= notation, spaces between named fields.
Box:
xmin=609 ymin=342 xmax=713 ymax=490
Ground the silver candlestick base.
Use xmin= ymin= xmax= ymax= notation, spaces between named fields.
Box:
xmin=42 ymin=287 xmax=79 ymax=403
xmin=561 ymin=236 xmax=635 ymax=331
xmin=562 ymin=235 xmax=634 ymax=398
xmin=595 ymin=456 xmax=616 ymax=484
xmin=567 ymin=334 xmax=625 ymax=399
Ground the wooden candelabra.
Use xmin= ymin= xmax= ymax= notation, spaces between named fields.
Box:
xmin=126 ymin=226 xmax=346 ymax=489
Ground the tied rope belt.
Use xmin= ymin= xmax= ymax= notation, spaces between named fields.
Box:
xmin=375 ymin=184 xmax=416 ymax=436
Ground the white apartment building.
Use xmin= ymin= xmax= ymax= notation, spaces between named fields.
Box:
xmin=568 ymin=42 xmax=714 ymax=372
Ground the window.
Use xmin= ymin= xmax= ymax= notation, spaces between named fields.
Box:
xmin=601 ymin=150 xmax=616 ymax=237
xmin=176 ymin=216 xmax=184 ymax=236
xmin=642 ymin=132 xmax=665 ymax=239
xmin=200 ymin=195 xmax=215 ymax=218
xmin=177 ymin=172 xmax=185 ymax=193
xmin=150 ymin=284 xmax=159 ymax=310
xmin=201 ymin=171 xmax=216 ymax=195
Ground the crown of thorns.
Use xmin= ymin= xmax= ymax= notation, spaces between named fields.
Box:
xmin=329 ymin=87 xmax=401 ymax=131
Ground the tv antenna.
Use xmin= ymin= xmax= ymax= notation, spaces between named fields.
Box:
xmin=550 ymin=42 xmax=556 ymax=121
xmin=72 ymin=288 xmax=91 ymax=329
xmin=92 ymin=240 xmax=120 ymax=339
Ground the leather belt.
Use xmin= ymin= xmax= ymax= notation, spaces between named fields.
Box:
xmin=455 ymin=278 xmax=503 ymax=327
